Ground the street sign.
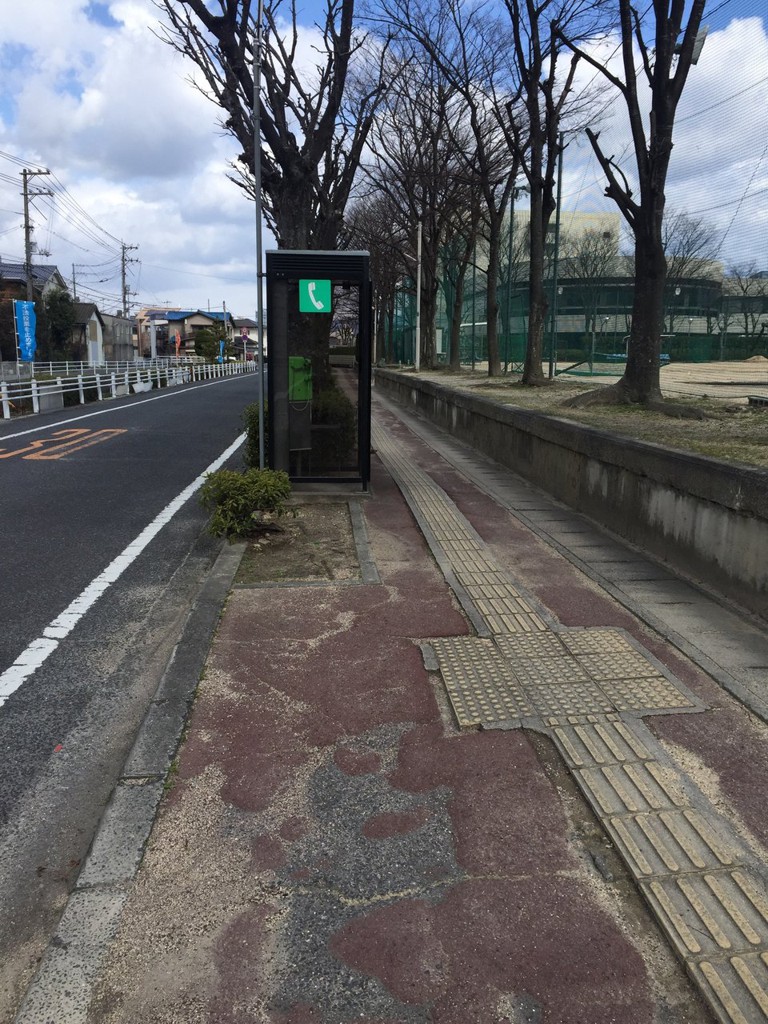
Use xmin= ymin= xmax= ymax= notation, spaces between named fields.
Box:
xmin=299 ymin=279 xmax=332 ymax=314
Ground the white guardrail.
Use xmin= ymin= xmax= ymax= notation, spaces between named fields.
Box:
xmin=0 ymin=360 xmax=256 ymax=420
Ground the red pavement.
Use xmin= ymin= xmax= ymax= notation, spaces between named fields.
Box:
xmin=87 ymin=408 xmax=720 ymax=1024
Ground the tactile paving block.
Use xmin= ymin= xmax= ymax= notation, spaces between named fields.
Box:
xmin=524 ymin=679 xmax=615 ymax=717
xmin=507 ymin=656 xmax=591 ymax=686
xmin=429 ymin=636 xmax=535 ymax=726
xmin=599 ymin=674 xmax=697 ymax=713
xmin=576 ymin=650 xmax=665 ymax=681
xmin=560 ymin=628 xmax=637 ymax=656
xmin=495 ymin=632 xmax=569 ymax=660
xmin=575 ymin=761 xmax=691 ymax=817
xmin=692 ymin=953 xmax=768 ymax=1024
xmin=605 ymin=809 xmax=743 ymax=877
xmin=552 ymin=719 xmax=655 ymax=768
xmin=640 ymin=870 xmax=768 ymax=959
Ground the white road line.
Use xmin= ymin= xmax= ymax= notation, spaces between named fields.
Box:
xmin=0 ymin=374 xmax=256 ymax=441
xmin=0 ymin=432 xmax=246 ymax=707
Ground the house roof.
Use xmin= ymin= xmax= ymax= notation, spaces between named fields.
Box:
xmin=164 ymin=309 xmax=233 ymax=323
xmin=73 ymin=302 xmax=105 ymax=327
xmin=0 ymin=261 xmax=66 ymax=289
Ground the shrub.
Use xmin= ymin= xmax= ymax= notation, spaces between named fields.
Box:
xmin=242 ymin=401 xmax=267 ymax=469
xmin=199 ymin=467 xmax=291 ymax=540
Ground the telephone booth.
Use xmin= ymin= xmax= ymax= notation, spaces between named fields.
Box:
xmin=266 ymin=251 xmax=372 ymax=489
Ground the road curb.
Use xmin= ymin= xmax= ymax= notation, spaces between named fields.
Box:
xmin=13 ymin=539 xmax=246 ymax=1024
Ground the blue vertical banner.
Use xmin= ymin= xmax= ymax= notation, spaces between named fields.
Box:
xmin=14 ymin=301 xmax=37 ymax=361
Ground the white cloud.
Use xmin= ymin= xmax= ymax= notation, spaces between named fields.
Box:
xmin=557 ymin=15 xmax=768 ymax=270
xmin=0 ymin=1 xmax=766 ymax=320
xmin=0 ymin=0 xmax=265 ymax=314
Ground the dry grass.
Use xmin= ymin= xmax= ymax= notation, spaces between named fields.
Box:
xmin=414 ymin=369 xmax=768 ymax=470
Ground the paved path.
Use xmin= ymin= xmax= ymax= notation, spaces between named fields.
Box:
xmin=372 ymin=398 xmax=768 ymax=1023
xmin=13 ymin=388 xmax=768 ymax=1024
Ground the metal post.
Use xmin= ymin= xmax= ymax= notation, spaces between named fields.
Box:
xmin=549 ymin=133 xmax=564 ymax=379
xmin=253 ymin=0 xmax=266 ymax=469
xmin=415 ymin=219 xmax=422 ymax=371
xmin=472 ymin=246 xmax=477 ymax=371
xmin=506 ymin=190 xmax=515 ymax=372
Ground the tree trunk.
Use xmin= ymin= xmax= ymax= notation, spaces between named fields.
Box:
xmin=619 ymin=227 xmax=665 ymax=402
xmin=485 ymin=224 xmax=502 ymax=376
xmin=521 ymin=155 xmax=553 ymax=384
xmin=386 ymin=296 xmax=395 ymax=362
xmin=449 ymin=264 xmax=468 ymax=371
xmin=523 ymin=182 xmax=548 ymax=383
xmin=422 ymin=282 xmax=439 ymax=369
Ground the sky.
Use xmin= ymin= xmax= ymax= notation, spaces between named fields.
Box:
xmin=0 ymin=0 xmax=765 ymax=320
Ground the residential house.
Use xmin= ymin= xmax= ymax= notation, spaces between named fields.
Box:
xmin=0 ymin=261 xmax=68 ymax=301
xmin=0 ymin=261 xmax=70 ymax=362
xmin=101 ymin=312 xmax=135 ymax=362
xmin=233 ymin=316 xmax=267 ymax=360
xmin=135 ymin=308 xmax=233 ymax=357
xmin=72 ymin=302 xmax=105 ymax=364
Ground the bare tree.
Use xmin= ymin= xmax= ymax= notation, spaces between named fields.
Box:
xmin=663 ymin=209 xmax=721 ymax=332
xmin=493 ymin=201 xmax=529 ymax=368
xmin=560 ymin=0 xmax=708 ymax=408
xmin=371 ymin=0 xmax=521 ymax=375
xmin=155 ymin=0 xmax=388 ymax=249
xmin=442 ymin=197 xmax=486 ymax=369
xmin=344 ymin=194 xmax=407 ymax=361
xmin=561 ymin=226 xmax=618 ymax=337
xmin=726 ymin=263 xmax=768 ymax=343
xmin=360 ymin=43 xmax=476 ymax=367
xmin=504 ymin=0 xmax=610 ymax=385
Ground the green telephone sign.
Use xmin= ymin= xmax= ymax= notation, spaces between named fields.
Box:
xmin=299 ymin=279 xmax=332 ymax=313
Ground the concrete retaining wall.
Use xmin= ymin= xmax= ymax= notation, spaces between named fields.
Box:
xmin=375 ymin=369 xmax=768 ymax=621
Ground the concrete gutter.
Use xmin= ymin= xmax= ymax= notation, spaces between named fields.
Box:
xmin=13 ymin=541 xmax=245 ymax=1024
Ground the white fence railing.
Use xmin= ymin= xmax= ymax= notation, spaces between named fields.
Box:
xmin=1 ymin=360 xmax=256 ymax=420
xmin=0 ymin=357 xmax=204 ymax=381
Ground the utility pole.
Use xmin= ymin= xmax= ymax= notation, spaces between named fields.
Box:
xmin=21 ymin=167 xmax=52 ymax=301
xmin=121 ymin=242 xmax=139 ymax=316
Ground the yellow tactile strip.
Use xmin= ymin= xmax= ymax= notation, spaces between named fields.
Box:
xmin=373 ymin=423 xmax=549 ymax=635
xmin=694 ymin=954 xmax=768 ymax=1024
xmin=554 ymin=716 xmax=768 ymax=1023
xmin=374 ymin=415 xmax=768 ymax=1022
xmin=429 ymin=631 xmax=699 ymax=727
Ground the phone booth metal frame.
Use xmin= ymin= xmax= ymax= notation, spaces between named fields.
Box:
xmin=266 ymin=250 xmax=372 ymax=489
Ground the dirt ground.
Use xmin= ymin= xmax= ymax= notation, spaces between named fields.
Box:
xmin=235 ymin=501 xmax=361 ymax=585
xmin=412 ymin=364 xmax=768 ymax=469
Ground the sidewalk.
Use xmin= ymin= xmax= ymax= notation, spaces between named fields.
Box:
xmin=17 ymin=391 xmax=768 ymax=1024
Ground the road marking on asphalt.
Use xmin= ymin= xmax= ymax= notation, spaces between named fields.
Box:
xmin=0 ymin=373 xmax=256 ymax=442
xmin=0 ymin=427 xmax=126 ymax=460
xmin=0 ymin=432 xmax=246 ymax=708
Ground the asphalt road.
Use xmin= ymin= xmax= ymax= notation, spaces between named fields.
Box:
xmin=0 ymin=372 xmax=262 ymax=1022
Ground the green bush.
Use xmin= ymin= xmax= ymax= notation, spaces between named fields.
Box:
xmin=199 ymin=467 xmax=291 ymax=540
xmin=242 ymin=401 xmax=267 ymax=469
